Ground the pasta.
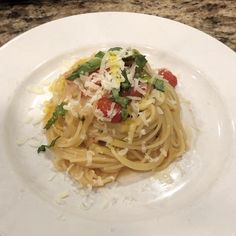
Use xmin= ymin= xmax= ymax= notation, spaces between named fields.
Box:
xmin=38 ymin=47 xmax=187 ymax=187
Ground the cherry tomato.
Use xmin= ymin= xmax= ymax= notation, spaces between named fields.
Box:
xmin=121 ymin=88 xmax=142 ymax=97
xmin=97 ymin=97 xmax=122 ymax=123
xmin=158 ymin=68 xmax=177 ymax=88
xmin=121 ymin=83 xmax=147 ymax=97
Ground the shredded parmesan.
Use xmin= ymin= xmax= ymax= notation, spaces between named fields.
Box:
xmin=140 ymin=129 xmax=146 ymax=136
xmin=141 ymin=142 xmax=147 ymax=153
xmin=86 ymin=150 xmax=95 ymax=166
xmin=130 ymin=101 xmax=140 ymax=114
xmin=151 ymin=89 xmax=165 ymax=103
xmin=144 ymin=153 xmax=152 ymax=162
xmin=66 ymin=164 xmax=75 ymax=175
xmin=26 ymin=85 xmax=45 ymax=94
xmin=134 ymin=80 xmax=146 ymax=95
xmin=16 ymin=137 xmax=30 ymax=146
xmin=107 ymin=102 xmax=116 ymax=118
xmin=127 ymin=96 xmax=142 ymax=101
xmin=97 ymin=176 xmax=104 ymax=186
xmin=168 ymin=99 xmax=177 ymax=105
xmin=57 ymin=191 xmax=70 ymax=199
xmin=140 ymin=112 xmax=149 ymax=126
xmin=118 ymin=148 xmax=128 ymax=156
xmin=75 ymin=171 xmax=84 ymax=181
xmin=94 ymin=108 xmax=112 ymax=122
xmin=55 ymin=191 xmax=70 ymax=204
xmin=157 ymin=106 xmax=164 ymax=115
xmin=160 ymin=148 xmax=167 ymax=157
xmin=48 ymin=173 xmax=57 ymax=182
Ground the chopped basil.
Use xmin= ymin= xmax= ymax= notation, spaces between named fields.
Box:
xmin=121 ymin=69 xmax=131 ymax=89
xmin=108 ymin=47 xmax=123 ymax=51
xmin=37 ymin=136 xmax=60 ymax=153
xmin=122 ymin=53 xmax=147 ymax=74
xmin=121 ymin=108 xmax=129 ymax=120
xmin=122 ymin=55 xmax=135 ymax=66
xmin=135 ymin=54 xmax=147 ymax=73
xmin=66 ymin=52 xmax=104 ymax=81
xmin=95 ymin=51 xmax=105 ymax=58
xmin=154 ymin=79 xmax=165 ymax=92
xmin=44 ymin=102 xmax=66 ymax=130
xmin=111 ymin=88 xmax=119 ymax=98
xmin=111 ymin=89 xmax=130 ymax=108
xmin=141 ymin=75 xmax=152 ymax=81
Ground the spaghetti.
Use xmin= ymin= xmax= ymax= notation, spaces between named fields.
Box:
xmin=38 ymin=47 xmax=187 ymax=187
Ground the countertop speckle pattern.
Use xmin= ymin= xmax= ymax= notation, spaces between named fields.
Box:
xmin=0 ymin=0 xmax=236 ymax=51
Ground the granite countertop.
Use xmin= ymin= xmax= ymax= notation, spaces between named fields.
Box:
xmin=0 ymin=0 xmax=236 ymax=51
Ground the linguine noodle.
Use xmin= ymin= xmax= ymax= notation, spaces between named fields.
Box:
xmin=39 ymin=47 xmax=187 ymax=187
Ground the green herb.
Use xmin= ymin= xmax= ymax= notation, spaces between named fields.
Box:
xmin=121 ymin=108 xmax=129 ymax=120
xmin=111 ymin=89 xmax=129 ymax=121
xmin=66 ymin=52 xmax=105 ymax=81
xmin=95 ymin=51 xmax=105 ymax=58
xmin=111 ymin=89 xmax=130 ymax=108
xmin=141 ymin=75 xmax=152 ymax=81
xmin=154 ymin=79 xmax=165 ymax=92
xmin=44 ymin=103 xmax=66 ymax=130
xmin=122 ymin=55 xmax=135 ymax=66
xmin=135 ymin=54 xmax=147 ymax=73
xmin=37 ymin=136 xmax=60 ymax=153
xmin=108 ymin=47 xmax=123 ymax=51
xmin=121 ymin=69 xmax=131 ymax=89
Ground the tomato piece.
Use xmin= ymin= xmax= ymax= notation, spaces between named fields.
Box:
xmin=121 ymin=88 xmax=142 ymax=97
xmin=121 ymin=83 xmax=147 ymax=97
xmin=111 ymin=110 xmax=122 ymax=123
xmin=96 ymin=97 xmax=122 ymax=123
xmin=158 ymin=68 xmax=177 ymax=88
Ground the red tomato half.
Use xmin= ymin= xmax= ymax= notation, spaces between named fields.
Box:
xmin=96 ymin=97 xmax=122 ymax=123
xmin=121 ymin=83 xmax=147 ymax=97
xmin=158 ymin=68 xmax=177 ymax=88
xmin=121 ymin=88 xmax=142 ymax=97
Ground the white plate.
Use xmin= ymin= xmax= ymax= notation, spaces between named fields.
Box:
xmin=0 ymin=12 xmax=236 ymax=236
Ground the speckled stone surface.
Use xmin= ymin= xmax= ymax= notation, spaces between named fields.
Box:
xmin=0 ymin=0 xmax=236 ymax=51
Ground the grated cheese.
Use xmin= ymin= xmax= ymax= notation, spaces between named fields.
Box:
xmin=118 ymin=148 xmax=128 ymax=156
xmin=157 ymin=106 xmax=164 ymax=115
xmin=97 ymin=176 xmax=104 ymax=186
xmin=127 ymin=63 xmax=136 ymax=85
xmin=141 ymin=142 xmax=147 ymax=153
xmin=140 ymin=129 xmax=146 ymax=135
xmin=134 ymin=80 xmax=146 ymax=95
xmin=48 ymin=173 xmax=57 ymax=182
xmin=130 ymin=101 xmax=140 ymax=116
xmin=86 ymin=150 xmax=95 ymax=166
xmin=107 ymin=102 xmax=116 ymax=118
xmin=55 ymin=191 xmax=70 ymax=204
xmin=168 ymin=99 xmax=177 ymax=105
xmin=75 ymin=171 xmax=84 ymax=181
xmin=16 ymin=137 xmax=30 ymax=146
xmin=26 ymin=85 xmax=45 ymax=95
xmin=151 ymin=89 xmax=165 ymax=103
xmin=66 ymin=163 xmax=75 ymax=175
xmin=57 ymin=191 xmax=70 ymax=199
xmin=127 ymin=96 xmax=142 ymax=101
xmin=94 ymin=108 xmax=112 ymax=122
xmin=160 ymin=148 xmax=167 ymax=157
xmin=140 ymin=112 xmax=149 ymax=126
xmin=144 ymin=153 xmax=152 ymax=162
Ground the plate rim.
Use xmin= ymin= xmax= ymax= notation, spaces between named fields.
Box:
xmin=0 ymin=12 xmax=236 ymax=236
